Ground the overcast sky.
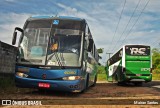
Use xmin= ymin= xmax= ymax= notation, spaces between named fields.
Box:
xmin=0 ymin=0 xmax=160 ymax=64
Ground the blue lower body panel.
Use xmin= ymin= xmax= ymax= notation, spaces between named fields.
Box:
xmin=15 ymin=75 xmax=85 ymax=92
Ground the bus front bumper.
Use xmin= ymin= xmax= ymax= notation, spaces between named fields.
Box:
xmin=15 ymin=75 xmax=85 ymax=92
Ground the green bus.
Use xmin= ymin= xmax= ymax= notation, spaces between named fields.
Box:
xmin=105 ymin=45 xmax=152 ymax=85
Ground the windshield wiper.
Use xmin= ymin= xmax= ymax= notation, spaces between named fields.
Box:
xmin=47 ymin=52 xmax=65 ymax=69
xmin=55 ymin=52 xmax=65 ymax=68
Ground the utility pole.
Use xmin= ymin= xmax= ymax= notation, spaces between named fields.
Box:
xmin=104 ymin=52 xmax=113 ymax=65
xmin=106 ymin=53 xmax=113 ymax=59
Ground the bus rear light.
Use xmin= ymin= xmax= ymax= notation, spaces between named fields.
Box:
xmin=122 ymin=67 xmax=126 ymax=73
xmin=136 ymin=74 xmax=141 ymax=76
xmin=38 ymin=83 xmax=50 ymax=88
xmin=126 ymin=76 xmax=130 ymax=79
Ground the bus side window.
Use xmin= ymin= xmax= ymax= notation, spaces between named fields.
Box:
xmin=85 ymin=24 xmax=89 ymax=36
xmin=88 ymin=39 xmax=93 ymax=52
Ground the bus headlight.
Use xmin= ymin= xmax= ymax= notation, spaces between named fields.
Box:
xmin=16 ymin=72 xmax=28 ymax=78
xmin=62 ymin=76 xmax=82 ymax=80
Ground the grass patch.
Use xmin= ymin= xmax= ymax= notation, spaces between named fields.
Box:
xmin=97 ymin=73 xmax=106 ymax=81
xmin=97 ymin=66 xmax=107 ymax=81
xmin=152 ymin=74 xmax=160 ymax=80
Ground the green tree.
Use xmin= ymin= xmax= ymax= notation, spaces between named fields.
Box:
xmin=152 ymin=48 xmax=160 ymax=69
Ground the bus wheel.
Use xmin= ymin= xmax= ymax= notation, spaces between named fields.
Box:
xmin=134 ymin=82 xmax=143 ymax=86
xmin=86 ymin=74 xmax=89 ymax=89
xmin=115 ymin=74 xmax=119 ymax=83
xmin=91 ymin=75 xmax=97 ymax=87
xmin=117 ymin=82 xmax=123 ymax=86
xmin=81 ymin=74 xmax=89 ymax=93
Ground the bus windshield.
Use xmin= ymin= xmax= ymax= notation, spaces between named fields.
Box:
xmin=47 ymin=33 xmax=82 ymax=67
xmin=18 ymin=19 xmax=83 ymax=67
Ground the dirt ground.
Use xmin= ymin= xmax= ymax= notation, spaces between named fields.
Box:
xmin=0 ymin=81 xmax=160 ymax=107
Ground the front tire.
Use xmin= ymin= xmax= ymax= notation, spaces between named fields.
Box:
xmin=81 ymin=74 xmax=89 ymax=93
xmin=134 ymin=82 xmax=143 ymax=86
xmin=91 ymin=75 xmax=97 ymax=87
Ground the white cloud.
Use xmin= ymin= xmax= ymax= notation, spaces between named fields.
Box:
xmin=150 ymin=30 xmax=155 ymax=33
xmin=0 ymin=13 xmax=31 ymax=44
xmin=5 ymin=0 xmax=15 ymax=2
xmin=56 ymin=3 xmax=97 ymax=22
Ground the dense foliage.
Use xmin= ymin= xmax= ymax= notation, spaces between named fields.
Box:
xmin=152 ymin=48 xmax=160 ymax=75
xmin=97 ymin=66 xmax=106 ymax=74
xmin=152 ymin=48 xmax=160 ymax=69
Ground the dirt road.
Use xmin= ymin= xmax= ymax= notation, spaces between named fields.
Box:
xmin=0 ymin=81 xmax=160 ymax=106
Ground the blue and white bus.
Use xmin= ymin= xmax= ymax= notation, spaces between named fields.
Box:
xmin=12 ymin=16 xmax=100 ymax=92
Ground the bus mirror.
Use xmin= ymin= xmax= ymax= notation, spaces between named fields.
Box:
xmin=97 ymin=48 xmax=103 ymax=53
xmin=12 ymin=27 xmax=23 ymax=45
xmin=12 ymin=31 xmax=17 ymax=45
xmin=88 ymin=39 xmax=93 ymax=52
xmin=15 ymin=27 xmax=23 ymax=33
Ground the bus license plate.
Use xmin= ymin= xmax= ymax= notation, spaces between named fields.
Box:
xmin=38 ymin=83 xmax=50 ymax=88
xmin=136 ymin=74 xmax=141 ymax=76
